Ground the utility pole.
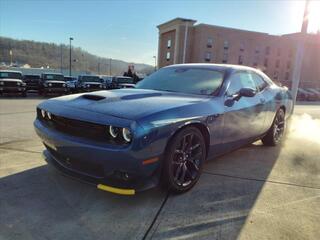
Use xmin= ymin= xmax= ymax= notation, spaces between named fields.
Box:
xmin=291 ymin=0 xmax=309 ymax=103
xmin=69 ymin=37 xmax=73 ymax=76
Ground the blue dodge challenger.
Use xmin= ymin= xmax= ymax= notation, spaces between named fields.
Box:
xmin=34 ymin=64 xmax=293 ymax=195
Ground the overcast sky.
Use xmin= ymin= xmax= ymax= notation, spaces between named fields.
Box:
xmin=0 ymin=0 xmax=312 ymax=65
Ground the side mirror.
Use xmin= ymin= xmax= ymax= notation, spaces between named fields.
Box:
xmin=225 ymin=87 xmax=256 ymax=106
xmin=239 ymin=87 xmax=256 ymax=98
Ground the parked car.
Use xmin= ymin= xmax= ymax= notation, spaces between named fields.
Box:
xmin=99 ymin=75 xmax=113 ymax=89
xmin=34 ymin=64 xmax=293 ymax=195
xmin=77 ymin=75 xmax=106 ymax=92
xmin=64 ymin=76 xmax=78 ymax=94
xmin=24 ymin=74 xmax=41 ymax=93
xmin=0 ymin=70 xmax=27 ymax=97
xmin=40 ymin=73 xmax=68 ymax=96
xmin=111 ymin=76 xmax=135 ymax=89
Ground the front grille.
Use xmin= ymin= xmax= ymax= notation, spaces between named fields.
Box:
xmin=3 ymin=81 xmax=20 ymax=87
xmin=37 ymin=108 xmax=129 ymax=145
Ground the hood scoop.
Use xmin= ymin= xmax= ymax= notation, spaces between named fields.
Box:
xmin=82 ymin=94 xmax=106 ymax=101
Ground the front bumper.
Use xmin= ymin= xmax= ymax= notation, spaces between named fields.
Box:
xmin=34 ymin=119 xmax=162 ymax=193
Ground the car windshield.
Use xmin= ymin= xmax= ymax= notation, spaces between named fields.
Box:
xmin=43 ymin=74 xmax=64 ymax=81
xmin=116 ymin=77 xmax=134 ymax=84
xmin=136 ymin=67 xmax=224 ymax=95
xmin=80 ymin=76 xmax=100 ymax=82
xmin=0 ymin=72 xmax=23 ymax=79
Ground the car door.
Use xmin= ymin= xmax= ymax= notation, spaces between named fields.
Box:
xmin=250 ymin=71 xmax=270 ymax=134
xmin=221 ymin=71 xmax=265 ymax=150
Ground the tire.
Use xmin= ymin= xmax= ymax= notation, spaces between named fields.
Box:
xmin=162 ymin=127 xmax=206 ymax=193
xmin=262 ymin=108 xmax=286 ymax=146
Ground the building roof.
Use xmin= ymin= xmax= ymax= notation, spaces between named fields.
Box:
xmin=157 ymin=17 xmax=197 ymax=28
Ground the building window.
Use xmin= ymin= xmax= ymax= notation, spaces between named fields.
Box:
xmin=275 ymin=59 xmax=280 ymax=68
xmin=240 ymin=43 xmax=244 ymax=52
xmin=224 ymin=40 xmax=229 ymax=49
xmin=286 ymin=60 xmax=291 ymax=69
xmin=264 ymin=58 xmax=268 ymax=67
xmin=205 ymin=52 xmax=212 ymax=62
xmin=273 ymin=71 xmax=279 ymax=80
xmin=167 ymin=39 xmax=171 ymax=49
xmin=207 ymin=38 xmax=213 ymax=48
xmin=166 ymin=52 xmax=171 ymax=61
xmin=265 ymin=46 xmax=270 ymax=55
xmin=223 ymin=51 xmax=228 ymax=63
xmin=277 ymin=48 xmax=281 ymax=56
xmin=238 ymin=55 xmax=244 ymax=65
xmin=253 ymin=62 xmax=258 ymax=67
xmin=285 ymin=72 xmax=290 ymax=80
xmin=255 ymin=47 xmax=260 ymax=54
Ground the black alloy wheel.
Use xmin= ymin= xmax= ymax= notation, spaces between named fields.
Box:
xmin=262 ymin=108 xmax=286 ymax=146
xmin=162 ymin=127 xmax=206 ymax=193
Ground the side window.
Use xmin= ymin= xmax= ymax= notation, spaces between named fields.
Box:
xmin=251 ymin=72 xmax=268 ymax=91
xmin=227 ymin=72 xmax=256 ymax=96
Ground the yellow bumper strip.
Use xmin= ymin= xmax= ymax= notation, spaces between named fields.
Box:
xmin=97 ymin=184 xmax=135 ymax=195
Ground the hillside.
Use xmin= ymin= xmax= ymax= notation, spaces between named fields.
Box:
xmin=0 ymin=37 xmax=153 ymax=75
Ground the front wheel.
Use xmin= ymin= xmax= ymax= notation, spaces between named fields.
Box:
xmin=262 ymin=108 xmax=286 ymax=146
xmin=162 ymin=127 xmax=206 ymax=193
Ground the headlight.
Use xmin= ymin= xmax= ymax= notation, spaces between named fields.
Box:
xmin=47 ymin=112 xmax=52 ymax=120
xmin=48 ymin=83 xmax=52 ymax=87
xmin=122 ymin=128 xmax=132 ymax=143
xmin=86 ymin=84 xmax=90 ymax=88
xmin=109 ymin=126 xmax=120 ymax=138
xmin=0 ymin=82 xmax=3 ymax=85
xmin=17 ymin=82 xmax=21 ymax=86
xmin=63 ymin=83 xmax=66 ymax=87
xmin=41 ymin=109 xmax=46 ymax=118
xmin=99 ymin=85 xmax=102 ymax=88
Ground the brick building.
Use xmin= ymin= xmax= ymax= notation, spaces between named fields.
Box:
xmin=157 ymin=18 xmax=320 ymax=90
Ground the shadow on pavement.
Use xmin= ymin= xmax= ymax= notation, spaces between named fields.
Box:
xmin=0 ymin=164 xmax=167 ymax=240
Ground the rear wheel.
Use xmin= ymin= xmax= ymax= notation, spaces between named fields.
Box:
xmin=262 ymin=108 xmax=286 ymax=146
xmin=162 ymin=127 xmax=206 ymax=193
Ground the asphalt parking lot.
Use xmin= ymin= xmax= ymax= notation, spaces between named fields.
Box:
xmin=0 ymin=97 xmax=319 ymax=240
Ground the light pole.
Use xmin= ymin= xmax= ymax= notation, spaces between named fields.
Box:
xmin=69 ymin=37 xmax=73 ymax=76
xmin=153 ymin=56 xmax=157 ymax=71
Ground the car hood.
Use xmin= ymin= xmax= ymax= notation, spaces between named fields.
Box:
xmin=47 ymin=89 xmax=210 ymax=120
xmin=0 ymin=78 xmax=23 ymax=83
